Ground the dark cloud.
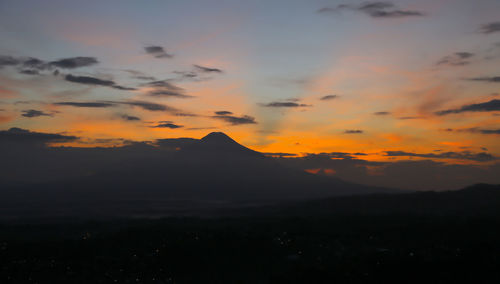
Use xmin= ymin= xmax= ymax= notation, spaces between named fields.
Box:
xmin=65 ymin=74 xmax=136 ymax=90
xmin=21 ymin=109 xmax=53 ymax=118
xmin=212 ymin=114 xmax=257 ymax=125
xmin=0 ymin=127 xmax=78 ymax=145
xmin=374 ymin=111 xmax=391 ymax=115
xmin=467 ymin=76 xmax=500 ymax=83
xmin=53 ymin=101 xmax=115 ymax=108
xmin=385 ymin=150 xmax=496 ymax=162
xmin=144 ymin=45 xmax=173 ymax=58
xmin=148 ymin=90 xmax=193 ymax=98
xmin=122 ymin=100 xmax=176 ymax=112
xmin=435 ymin=99 xmax=500 ymax=115
xmin=260 ymin=102 xmax=311 ymax=108
xmin=143 ymin=79 xmax=183 ymax=89
xmin=173 ymin=71 xmax=198 ymax=79
xmin=65 ymin=74 xmax=115 ymax=86
xmin=112 ymin=85 xmax=137 ymax=91
xmin=151 ymin=122 xmax=183 ymax=129
xmin=319 ymin=2 xmax=425 ymax=18
xmin=436 ymin=52 xmax=474 ymax=66
xmin=479 ymin=22 xmax=500 ymax=34
xmin=0 ymin=55 xmax=21 ymax=67
xmin=19 ymin=69 xmax=39 ymax=75
xmin=215 ymin=111 xmax=233 ymax=115
xmin=143 ymin=79 xmax=191 ymax=98
xmin=193 ymin=64 xmax=223 ymax=73
xmin=121 ymin=115 xmax=141 ymax=121
xmin=447 ymin=127 xmax=500 ymax=135
xmin=22 ymin=57 xmax=47 ymax=70
xmin=398 ymin=116 xmax=424 ymax=120
xmin=344 ymin=130 xmax=364 ymax=134
xmin=320 ymin=95 xmax=339 ymax=101
xmin=49 ymin=57 xmax=98 ymax=69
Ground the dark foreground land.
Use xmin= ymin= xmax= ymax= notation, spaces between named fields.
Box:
xmin=2 ymin=184 xmax=500 ymax=283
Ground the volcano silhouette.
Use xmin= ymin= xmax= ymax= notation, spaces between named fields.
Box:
xmin=0 ymin=132 xmax=395 ymax=218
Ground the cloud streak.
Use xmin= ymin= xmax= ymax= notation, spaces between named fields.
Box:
xmin=479 ymin=22 xmax=500 ymax=34
xmin=260 ymin=102 xmax=311 ymax=108
xmin=318 ymin=2 xmax=425 ymax=18
xmin=385 ymin=150 xmax=496 ymax=162
xmin=435 ymin=99 xmax=500 ymax=115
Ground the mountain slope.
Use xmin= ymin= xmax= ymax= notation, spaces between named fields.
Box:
xmin=0 ymin=132 xmax=398 ymax=219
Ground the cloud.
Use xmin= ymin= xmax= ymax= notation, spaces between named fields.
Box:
xmin=374 ymin=111 xmax=391 ymax=115
xmin=22 ymin=57 xmax=47 ymax=70
xmin=21 ymin=109 xmax=53 ymax=118
xmin=121 ymin=100 xmax=176 ymax=112
xmin=211 ymin=114 xmax=257 ymax=125
xmin=143 ymin=79 xmax=182 ymax=89
xmin=148 ymin=90 xmax=193 ymax=98
xmin=398 ymin=116 xmax=424 ymax=120
xmin=260 ymin=102 xmax=311 ymax=108
xmin=467 ymin=76 xmax=500 ymax=83
xmin=65 ymin=74 xmax=136 ymax=90
xmin=479 ymin=22 xmax=500 ymax=34
xmin=436 ymin=52 xmax=474 ymax=66
xmin=435 ymin=99 xmax=500 ymax=115
xmin=142 ymin=79 xmax=191 ymax=98
xmin=19 ymin=69 xmax=40 ymax=75
xmin=385 ymin=150 xmax=496 ymax=162
xmin=1 ymin=55 xmax=99 ymax=71
xmin=447 ymin=127 xmax=500 ymax=135
xmin=0 ymin=55 xmax=21 ymax=67
xmin=65 ymin=74 xmax=115 ymax=86
xmin=49 ymin=57 xmax=98 ymax=69
xmin=121 ymin=115 xmax=141 ymax=121
xmin=320 ymin=95 xmax=339 ymax=101
xmin=53 ymin=101 xmax=115 ymax=108
xmin=318 ymin=2 xmax=425 ymax=18
xmin=344 ymin=130 xmax=364 ymax=134
xmin=112 ymin=85 xmax=137 ymax=91
xmin=185 ymin=127 xmax=217 ymax=131
xmin=0 ymin=127 xmax=78 ymax=146
xmin=193 ymin=64 xmax=223 ymax=73
xmin=215 ymin=111 xmax=233 ymax=115
xmin=144 ymin=45 xmax=173 ymax=58
xmin=150 ymin=122 xmax=183 ymax=129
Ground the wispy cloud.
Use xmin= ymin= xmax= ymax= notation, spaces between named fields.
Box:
xmin=211 ymin=114 xmax=257 ymax=125
xmin=435 ymin=99 xmax=500 ymax=115
xmin=193 ymin=64 xmax=223 ymax=73
xmin=479 ymin=22 xmax=500 ymax=34
xmin=436 ymin=52 xmax=474 ymax=66
xmin=385 ymin=150 xmax=496 ymax=162
xmin=318 ymin=2 xmax=425 ymax=19
xmin=260 ymin=102 xmax=311 ymax=108
xmin=320 ymin=95 xmax=339 ymax=101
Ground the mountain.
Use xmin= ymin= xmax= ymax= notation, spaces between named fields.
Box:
xmin=0 ymin=132 xmax=398 ymax=220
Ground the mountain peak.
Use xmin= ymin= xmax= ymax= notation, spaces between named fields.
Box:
xmin=201 ymin=132 xmax=235 ymax=143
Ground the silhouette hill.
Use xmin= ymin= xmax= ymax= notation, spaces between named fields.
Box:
xmin=0 ymin=131 xmax=397 ymax=219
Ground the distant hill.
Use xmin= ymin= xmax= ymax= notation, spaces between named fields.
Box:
xmin=248 ymin=183 xmax=500 ymax=217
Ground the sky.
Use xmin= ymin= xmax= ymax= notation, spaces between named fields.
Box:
xmin=0 ymin=0 xmax=499 ymax=165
